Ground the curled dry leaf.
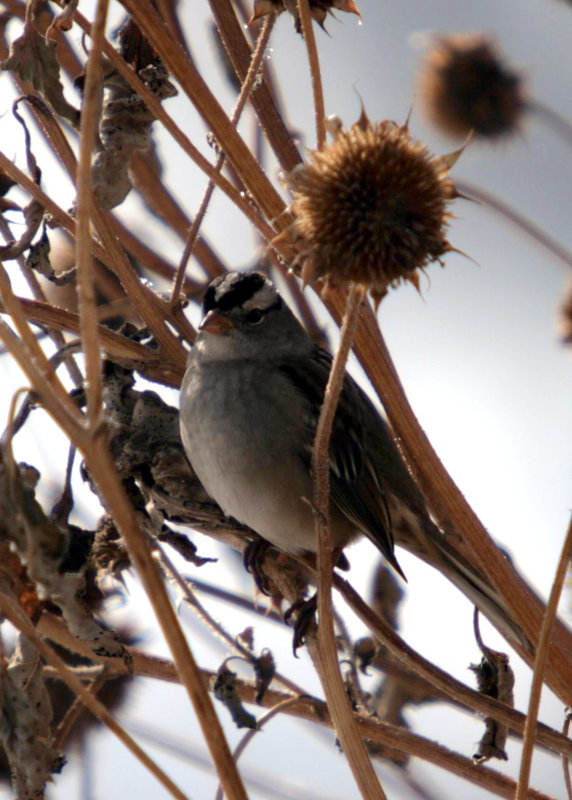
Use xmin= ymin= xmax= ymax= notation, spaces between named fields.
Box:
xmin=0 ymin=199 xmax=44 ymax=261
xmin=213 ymin=664 xmax=258 ymax=729
xmin=0 ymin=443 xmax=131 ymax=667
xmin=470 ymin=615 xmax=515 ymax=763
xmin=26 ymin=224 xmax=76 ymax=286
xmin=86 ymin=16 xmax=177 ymax=210
xmin=46 ymin=0 xmax=79 ymax=37
xmin=0 ymin=634 xmax=65 ymax=800
xmin=0 ymin=12 xmax=79 ymax=127
xmin=253 ymin=648 xmax=276 ymax=704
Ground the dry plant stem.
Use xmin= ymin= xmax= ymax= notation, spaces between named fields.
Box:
xmin=455 ymin=179 xmax=572 ymax=270
xmin=155 ymin=544 xmax=304 ymax=697
xmin=563 ymin=712 xmax=572 ymax=800
xmin=0 ymin=277 xmax=244 ymax=791
xmin=0 ymin=295 xmax=171 ymax=380
xmin=312 ymin=284 xmax=386 ymax=800
xmin=296 ymin=0 xmax=326 ymax=149
xmin=328 ymin=294 xmax=572 ymax=704
xmin=40 ymin=612 xmax=572 ymax=763
xmin=0 ymin=592 xmax=191 ymax=800
xmin=54 ymin=671 xmax=108 ymax=749
xmin=209 ymin=0 xmax=302 ymax=172
xmin=118 ymin=0 xmax=285 ymax=221
xmin=75 ymin=0 xmax=108 ymax=426
xmin=0 ymin=263 xmax=81 ymax=425
xmin=530 ymin=99 xmax=572 ymax=150
xmin=170 ymin=14 xmax=275 ymax=304
xmin=72 ymin=10 xmax=279 ymax=242
xmin=0 ymin=216 xmax=82 ymax=388
xmin=85 ymin=436 xmax=249 ymax=800
xmin=214 ymin=698 xmax=302 ymax=800
xmin=334 ymin=575 xmax=572 ymax=761
xmin=516 ymin=513 xmax=572 ymax=800
xmin=0 ymin=152 xmax=186 ymax=371
xmin=36 ymin=644 xmax=555 ymax=800
xmin=2 ymin=5 xmax=225 ymax=283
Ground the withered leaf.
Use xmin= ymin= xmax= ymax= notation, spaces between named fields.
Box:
xmin=253 ymin=648 xmax=275 ymax=704
xmin=213 ymin=665 xmax=258 ymax=729
xmin=470 ymin=648 xmax=515 ymax=763
xmin=1 ymin=23 xmax=79 ymax=127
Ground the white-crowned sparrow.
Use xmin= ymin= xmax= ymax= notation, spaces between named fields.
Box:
xmin=180 ymin=270 xmax=528 ymax=648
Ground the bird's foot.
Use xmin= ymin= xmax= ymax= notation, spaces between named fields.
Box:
xmin=284 ymin=593 xmax=317 ymax=655
xmin=243 ymin=538 xmax=274 ymax=595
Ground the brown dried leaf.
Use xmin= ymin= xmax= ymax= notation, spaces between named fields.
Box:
xmin=46 ymin=0 xmax=79 ymax=36
xmin=253 ymin=648 xmax=275 ymax=704
xmin=1 ymin=22 xmax=79 ymax=127
xmin=0 ymin=443 xmax=131 ymax=667
xmin=0 ymin=634 xmax=65 ymax=800
xmin=470 ymin=645 xmax=515 ymax=763
xmin=26 ymin=225 xmax=76 ymax=286
xmin=213 ymin=664 xmax=258 ymax=729
xmin=0 ymin=199 xmax=44 ymax=261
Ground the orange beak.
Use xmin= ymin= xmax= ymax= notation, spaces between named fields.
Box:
xmin=199 ymin=309 xmax=233 ymax=335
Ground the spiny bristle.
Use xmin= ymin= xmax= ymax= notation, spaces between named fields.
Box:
xmin=287 ymin=114 xmax=462 ymax=297
xmin=249 ymin=0 xmax=361 ymax=32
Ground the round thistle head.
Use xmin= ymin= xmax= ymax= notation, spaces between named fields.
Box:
xmin=249 ymin=0 xmax=361 ymax=32
xmin=287 ymin=110 xmax=461 ymax=299
xmin=418 ymin=33 xmax=526 ymax=140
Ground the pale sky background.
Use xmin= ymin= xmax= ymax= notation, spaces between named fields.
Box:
xmin=1 ymin=0 xmax=572 ymax=798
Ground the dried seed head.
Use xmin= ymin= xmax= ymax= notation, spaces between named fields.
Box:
xmin=249 ymin=0 xmax=361 ymax=33
xmin=287 ymin=110 xmax=461 ymax=299
xmin=418 ymin=33 xmax=526 ymax=140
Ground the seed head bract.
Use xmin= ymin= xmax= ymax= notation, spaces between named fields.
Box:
xmin=286 ymin=108 xmax=464 ymax=302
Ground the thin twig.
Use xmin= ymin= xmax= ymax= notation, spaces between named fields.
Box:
xmin=86 ymin=435 xmax=250 ymax=800
xmin=312 ymin=284 xmax=386 ymax=800
xmin=516 ymin=513 xmax=572 ymax=800
xmin=72 ymin=9 xmax=280 ymax=245
xmin=39 ymin=611 xmax=572 ymax=761
xmin=54 ymin=670 xmax=108 ymax=749
xmin=326 ymin=291 xmax=572 ymax=707
xmin=155 ymin=542 xmax=305 ymax=697
xmin=455 ymin=178 xmax=572 ymax=270
xmin=214 ymin=697 xmax=302 ymax=800
xmin=117 ymin=1 xmax=286 ymax=222
xmin=563 ymin=710 xmax=572 ymax=800
xmin=170 ymin=14 xmax=275 ymax=303
xmin=529 ymin=99 xmax=572 ymax=150
xmin=75 ymin=0 xmax=108 ymax=426
xmin=0 ymin=262 xmax=82 ymax=427
xmin=0 ymin=591 xmax=191 ymax=800
xmin=296 ymin=0 xmax=326 ymax=149
xmin=334 ymin=575 xmax=572 ymax=762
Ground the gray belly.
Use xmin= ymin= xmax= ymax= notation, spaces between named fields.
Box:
xmin=180 ymin=361 xmax=354 ymax=554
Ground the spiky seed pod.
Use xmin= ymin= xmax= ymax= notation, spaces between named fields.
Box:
xmin=418 ymin=33 xmax=526 ymax=140
xmin=287 ymin=110 xmax=461 ymax=300
xmin=250 ymin=0 xmax=361 ymax=32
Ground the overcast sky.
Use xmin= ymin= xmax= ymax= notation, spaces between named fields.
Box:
xmin=1 ymin=0 xmax=571 ymax=798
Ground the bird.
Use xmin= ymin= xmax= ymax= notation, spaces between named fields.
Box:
xmin=179 ymin=270 xmax=529 ymax=649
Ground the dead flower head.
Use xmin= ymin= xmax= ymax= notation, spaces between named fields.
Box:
xmin=287 ymin=109 xmax=462 ymax=300
xmin=418 ymin=33 xmax=526 ymax=140
xmin=250 ymin=0 xmax=361 ymax=32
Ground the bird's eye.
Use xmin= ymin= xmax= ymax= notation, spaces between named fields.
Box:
xmin=245 ymin=308 xmax=265 ymax=324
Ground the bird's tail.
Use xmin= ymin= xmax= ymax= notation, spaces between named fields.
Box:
xmin=396 ymin=508 xmax=533 ymax=652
